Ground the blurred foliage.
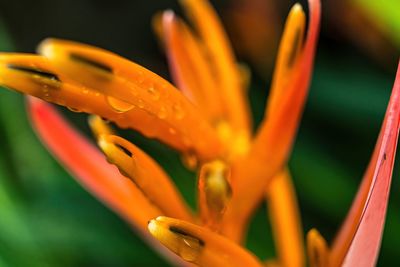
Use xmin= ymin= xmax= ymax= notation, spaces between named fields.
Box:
xmin=0 ymin=0 xmax=399 ymax=266
xmin=353 ymin=0 xmax=400 ymax=47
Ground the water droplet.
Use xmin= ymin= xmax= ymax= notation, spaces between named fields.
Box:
xmin=178 ymin=236 xmax=202 ymax=262
xmin=168 ymin=127 xmax=177 ymax=135
xmin=106 ymin=96 xmax=134 ymax=113
xmin=82 ymin=88 xmax=89 ymax=94
xmin=132 ymin=89 xmax=139 ymax=97
xmin=67 ymin=106 xmax=81 ymax=113
xmin=42 ymin=86 xmax=51 ymax=100
xmin=173 ymin=104 xmax=185 ymax=120
xmin=137 ymin=99 xmax=145 ymax=109
xmin=147 ymin=86 xmax=160 ymax=100
xmin=157 ymin=106 xmax=167 ymax=119
xmin=168 ymin=226 xmax=204 ymax=263
xmin=181 ymin=151 xmax=197 ymax=170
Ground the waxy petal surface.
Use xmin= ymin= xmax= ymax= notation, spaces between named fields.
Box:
xmin=162 ymin=11 xmax=223 ymax=124
xmin=41 ymin=39 xmax=223 ymax=160
xmin=98 ymin=134 xmax=193 ymax=222
xmin=179 ymin=0 xmax=251 ymax=135
xmin=266 ymin=3 xmax=305 ymax=116
xmin=148 ymin=216 xmax=263 ymax=267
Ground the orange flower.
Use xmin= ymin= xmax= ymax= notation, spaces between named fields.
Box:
xmin=0 ymin=0 xmax=399 ymax=266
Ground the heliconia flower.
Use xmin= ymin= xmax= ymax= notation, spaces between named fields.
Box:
xmin=0 ymin=0 xmax=398 ymax=266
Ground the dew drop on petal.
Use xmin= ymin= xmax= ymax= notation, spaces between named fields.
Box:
xmin=147 ymin=86 xmax=160 ymax=100
xmin=67 ymin=106 xmax=82 ymax=113
xmin=178 ymin=236 xmax=202 ymax=262
xmin=181 ymin=151 xmax=198 ymax=170
xmin=137 ymin=99 xmax=145 ymax=109
xmin=42 ymin=86 xmax=51 ymax=100
xmin=157 ymin=106 xmax=168 ymax=119
xmin=169 ymin=127 xmax=177 ymax=135
xmin=173 ymin=103 xmax=185 ymax=120
xmin=106 ymin=96 xmax=134 ymax=113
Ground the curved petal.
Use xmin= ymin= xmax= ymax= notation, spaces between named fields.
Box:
xmin=266 ymin=3 xmax=306 ymax=116
xmin=26 ymin=97 xmax=192 ymax=267
xmin=162 ymin=11 xmax=223 ymax=123
xmin=266 ymin=169 xmax=304 ymax=267
xmin=330 ymin=61 xmax=400 ymax=267
xmin=98 ymin=134 xmax=193 ymax=222
xmin=0 ymin=51 xmax=223 ymax=161
xmin=179 ymin=0 xmax=251 ymax=135
xmin=148 ymin=216 xmax=263 ymax=267
xmin=307 ymin=229 xmax=329 ymax=267
xmin=221 ymin=0 xmax=321 ymax=242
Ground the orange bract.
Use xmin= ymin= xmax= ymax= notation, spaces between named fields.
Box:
xmin=162 ymin=12 xmax=224 ymax=123
xmin=98 ymin=133 xmax=193 ymax=222
xmin=148 ymin=216 xmax=262 ymax=267
xmin=179 ymin=0 xmax=252 ymax=135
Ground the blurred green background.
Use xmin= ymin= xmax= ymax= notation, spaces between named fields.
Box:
xmin=0 ymin=0 xmax=399 ymax=266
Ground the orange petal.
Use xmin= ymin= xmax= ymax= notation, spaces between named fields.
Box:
xmin=179 ymin=0 xmax=251 ymax=135
xmin=266 ymin=3 xmax=306 ymax=116
xmin=330 ymin=61 xmax=400 ymax=267
xmin=98 ymin=134 xmax=193 ymax=222
xmin=266 ymin=169 xmax=304 ymax=267
xmin=251 ymin=0 xmax=320 ymax=181
xmin=148 ymin=216 xmax=263 ymax=267
xmin=307 ymin=229 xmax=329 ymax=267
xmin=27 ymin=97 xmax=192 ymax=267
xmin=0 ymin=52 xmax=222 ymax=161
xmin=221 ymin=0 xmax=321 ymax=242
xmin=162 ymin=11 xmax=223 ymax=123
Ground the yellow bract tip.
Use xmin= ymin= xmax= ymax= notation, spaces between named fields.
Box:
xmin=148 ymin=217 xmax=203 ymax=263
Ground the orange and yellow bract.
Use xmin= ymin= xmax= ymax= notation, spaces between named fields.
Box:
xmin=0 ymin=0 xmax=399 ymax=266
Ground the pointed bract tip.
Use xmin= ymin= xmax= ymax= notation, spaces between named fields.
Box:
xmin=292 ymin=3 xmax=303 ymax=12
xmin=163 ymin=9 xmax=176 ymax=23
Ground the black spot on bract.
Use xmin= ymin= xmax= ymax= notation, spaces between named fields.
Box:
xmin=115 ymin=144 xmax=133 ymax=157
xmin=169 ymin=226 xmax=205 ymax=246
xmin=70 ymin=53 xmax=113 ymax=73
xmin=7 ymin=64 xmax=60 ymax=82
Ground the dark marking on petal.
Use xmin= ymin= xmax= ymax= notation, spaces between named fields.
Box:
xmin=169 ymin=226 xmax=205 ymax=246
xmin=70 ymin=53 xmax=113 ymax=73
xmin=115 ymin=143 xmax=133 ymax=157
xmin=7 ymin=64 xmax=60 ymax=82
xmin=287 ymin=28 xmax=302 ymax=68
